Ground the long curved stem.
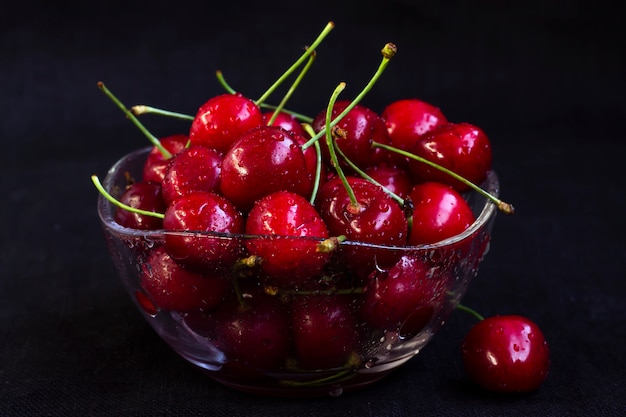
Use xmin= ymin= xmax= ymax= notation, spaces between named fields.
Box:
xmin=97 ymin=82 xmax=172 ymax=159
xmin=215 ymin=71 xmax=315 ymax=123
xmin=256 ymin=21 xmax=335 ymax=106
xmin=301 ymin=43 xmax=397 ymax=151
xmin=302 ymin=123 xmax=323 ymax=204
xmin=325 ymin=82 xmax=358 ymax=208
xmin=372 ymin=141 xmax=515 ymax=214
xmin=266 ymin=51 xmax=316 ymax=126
xmin=456 ymin=303 xmax=485 ymax=321
xmin=91 ymin=175 xmax=165 ymax=219
xmin=131 ymin=105 xmax=194 ymax=121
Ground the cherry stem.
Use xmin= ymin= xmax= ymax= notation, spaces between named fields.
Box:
xmin=215 ymin=69 xmax=314 ymax=123
xmin=215 ymin=69 xmax=237 ymax=94
xmin=91 ymin=175 xmax=165 ymax=219
xmin=456 ymin=303 xmax=485 ymax=321
xmin=302 ymin=123 xmax=323 ymax=204
xmin=301 ymin=42 xmax=397 ymax=150
xmin=255 ymin=21 xmax=335 ymax=106
xmin=264 ymin=285 xmax=364 ymax=297
xmin=324 ymin=82 xmax=359 ymax=208
xmin=333 ymin=141 xmax=405 ymax=206
xmin=266 ymin=50 xmax=316 ymax=126
xmin=231 ymin=255 xmax=263 ymax=309
xmin=316 ymin=235 xmax=346 ymax=253
xmin=372 ymin=141 xmax=515 ymax=215
xmin=130 ymin=105 xmax=194 ymax=121
xmin=97 ymin=82 xmax=172 ymax=159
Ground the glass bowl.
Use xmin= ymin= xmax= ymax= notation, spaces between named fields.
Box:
xmin=97 ymin=146 xmax=499 ymax=397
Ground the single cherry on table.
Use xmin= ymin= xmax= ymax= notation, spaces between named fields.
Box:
xmin=461 ymin=314 xmax=550 ymax=393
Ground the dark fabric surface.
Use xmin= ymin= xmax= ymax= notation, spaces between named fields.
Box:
xmin=1 ymin=1 xmax=625 ymax=416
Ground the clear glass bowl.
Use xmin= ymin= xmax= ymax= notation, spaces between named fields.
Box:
xmin=97 ymin=146 xmax=499 ymax=397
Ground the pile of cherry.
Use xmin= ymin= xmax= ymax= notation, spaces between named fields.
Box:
xmin=93 ymin=22 xmax=549 ymax=394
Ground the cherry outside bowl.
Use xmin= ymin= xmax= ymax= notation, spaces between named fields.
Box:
xmin=97 ymin=146 xmax=500 ymax=397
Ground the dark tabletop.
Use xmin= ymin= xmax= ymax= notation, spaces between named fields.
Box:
xmin=2 ymin=1 xmax=625 ymax=416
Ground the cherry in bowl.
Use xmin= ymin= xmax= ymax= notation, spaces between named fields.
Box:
xmin=96 ymin=146 xmax=501 ymax=397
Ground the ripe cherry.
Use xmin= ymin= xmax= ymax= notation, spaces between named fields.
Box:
xmin=212 ymin=287 xmax=291 ymax=370
xmin=316 ymin=176 xmax=408 ymax=279
xmin=461 ymin=314 xmax=550 ymax=393
xmin=407 ymin=181 xmax=475 ymax=246
xmin=220 ymin=125 xmax=314 ymax=212
xmin=245 ymin=191 xmax=331 ymax=288
xmin=381 ymin=98 xmax=448 ymax=152
xmin=363 ymin=163 xmax=413 ymax=200
xmin=114 ymin=181 xmax=166 ymax=230
xmin=290 ymin=294 xmax=360 ymax=370
xmin=359 ymin=255 xmax=448 ymax=338
xmin=263 ymin=111 xmax=307 ymax=137
xmin=162 ymin=191 xmax=245 ymax=271
xmin=312 ymin=100 xmax=389 ymax=170
xmin=142 ymin=134 xmax=189 ymax=183
xmin=408 ymin=122 xmax=492 ymax=192
xmin=189 ymin=93 xmax=263 ymax=153
xmin=161 ymin=145 xmax=222 ymax=205
xmin=139 ymin=246 xmax=232 ymax=312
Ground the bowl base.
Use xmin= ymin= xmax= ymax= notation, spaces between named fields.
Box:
xmin=203 ymin=368 xmax=395 ymax=398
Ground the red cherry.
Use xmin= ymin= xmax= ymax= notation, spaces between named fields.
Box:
xmin=359 ymin=255 xmax=448 ymax=338
xmin=161 ymin=145 xmax=222 ymax=206
xmin=407 ymin=182 xmax=475 ymax=246
xmin=363 ymin=163 xmax=413 ymax=200
xmin=408 ymin=122 xmax=492 ymax=192
xmin=461 ymin=315 xmax=550 ymax=392
xmin=189 ymin=93 xmax=263 ymax=153
xmin=381 ymin=98 xmax=448 ymax=152
xmin=312 ymin=100 xmax=390 ymax=169
xmin=220 ymin=125 xmax=314 ymax=212
xmin=245 ymin=191 xmax=331 ymax=288
xmin=139 ymin=246 xmax=232 ymax=312
xmin=263 ymin=111 xmax=307 ymax=137
xmin=142 ymin=134 xmax=188 ymax=183
xmin=114 ymin=181 xmax=166 ymax=230
xmin=212 ymin=288 xmax=291 ymax=370
xmin=316 ymin=176 xmax=408 ymax=279
xmin=290 ymin=294 xmax=360 ymax=370
xmin=163 ymin=191 xmax=245 ymax=271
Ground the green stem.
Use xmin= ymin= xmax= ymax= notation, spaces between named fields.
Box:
xmin=91 ymin=175 xmax=165 ymax=219
xmin=333 ymin=143 xmax=405 ymax=206
xmin=301 ymin=43 xmax=397 ymax=150
xmin=216 ymin=70 xmax=314 ymax=123
xmin=372 ymin=141 xmax=515 ymax=214
xmin=255 ymin=21 xmax=335 ymax=106
xmin=130 ymin=105 xmax=194 ymax=121
xmin=456 ymin=303 xmax=485 ymax=321
xmin=97 ymin=82 xmax=172 ymax=159
xmin=261 ymin=104 xmax=314 ymax=123
xmin=302 ymin=123 xmax=323 ymax=205
xmin=266 ymin=51 xmax=316 ymax=126
xmin=325 ymin=82 xmax=358 ymax=208
xmin=266 ymin=285 xmax=364 ymax=297
xmin=215 ymin=70 xmax=237 ymax=94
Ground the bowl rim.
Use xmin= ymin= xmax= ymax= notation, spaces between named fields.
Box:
xmin=97 ymin=146 xmax=499 ymax=250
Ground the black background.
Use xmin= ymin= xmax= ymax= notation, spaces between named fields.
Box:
xmin=1 ymin=1 xmax=625 ymax=416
